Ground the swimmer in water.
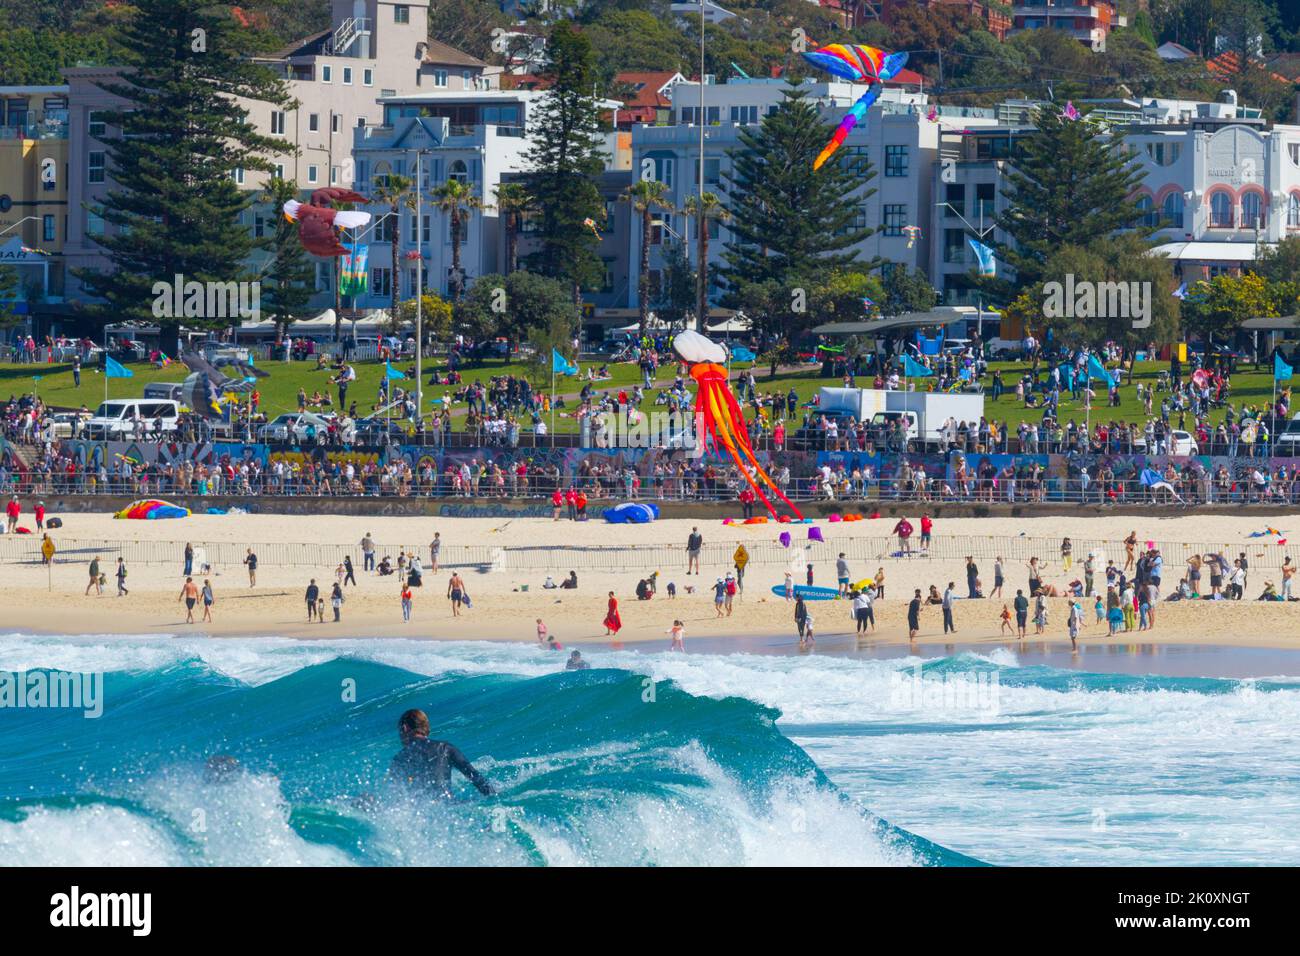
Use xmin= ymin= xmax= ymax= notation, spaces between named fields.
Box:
xmin=388 ymin=708 xmax=494 ymax=799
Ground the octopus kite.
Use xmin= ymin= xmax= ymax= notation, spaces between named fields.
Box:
xmin=801 ymin=43 xmax=908 ymax=170
xmin=282 ymin=187 xmax=373 ymax=257
xmin=674 ymin=330 xmax=803 ymax=520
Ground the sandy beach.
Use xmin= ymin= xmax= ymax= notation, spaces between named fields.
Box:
xmin=5 ymin=508 xmax=1300 ymax=649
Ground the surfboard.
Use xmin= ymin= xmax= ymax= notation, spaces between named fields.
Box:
xmin=770 ymin=585 xmax=840 ymax=601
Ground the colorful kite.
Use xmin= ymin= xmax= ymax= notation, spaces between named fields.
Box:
xmin=674 ymin=330 xmax=803 ymax=520
xmin=801 ymin=43 xmax=908 ymax=170
xmin=282 ymin=188 xmax=372 ymax=257
xmin=114 ymin=499 xmax=191 ymax=520
xmin=1062 ymin=101 xmax=1081 ymax=121
xmin=902 ymin=225 xmax=922 ymax=248
xmin=582 ymin=217 xmax=602 ymax=239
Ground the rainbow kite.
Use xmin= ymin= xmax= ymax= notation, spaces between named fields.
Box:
xmin=675 ymin=330 xmax=803 ymax=521
xmin=114 ymin=499 xmax=191 ymax=520
xmin=801 ymin=43 xmax=908 ymax=170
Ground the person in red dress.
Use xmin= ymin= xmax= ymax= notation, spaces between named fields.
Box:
xmin=603 ymin=591 xmax=622 ymax=636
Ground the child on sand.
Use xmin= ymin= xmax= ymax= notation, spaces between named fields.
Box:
xmin=668 ymin=620 xmax=685 ymax=652
xmin=536 ymin=619 xmax=548 ymax=643
xmin=784 ymin=571 xmax=794 ymax=601
xmin=401 ymin=584 xmax=413 ymax=622
xmin=999 ymin=604 xmax=1012 ymax=635
xmin=1094 ymin=595 xmax=1104 ymax=623
xmin=800 ymin=614 xmax=815 ymax=649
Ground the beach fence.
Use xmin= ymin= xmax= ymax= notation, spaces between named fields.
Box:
xmin=0 ymin=533 xmax=1292 ymax=576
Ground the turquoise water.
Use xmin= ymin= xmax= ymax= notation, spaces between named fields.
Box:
xmin=1 ymin=635 xmax=1296 ymax=866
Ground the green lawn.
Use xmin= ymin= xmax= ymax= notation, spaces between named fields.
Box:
xmin=4 ymin=354 xmax=1281 ymax=436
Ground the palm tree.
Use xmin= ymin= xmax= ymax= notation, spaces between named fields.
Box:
xmin=622 ymin=178 xmax=672 ymax=337
xmin=371 ymin=172 xmax=413 ymax=327
xmin=431 ymin=178 xmax=485 ymax=302
xmin=683 ymin=191 xmax=729 ymax=331
xmin=494 ymin=183 xmax=532 ymax=275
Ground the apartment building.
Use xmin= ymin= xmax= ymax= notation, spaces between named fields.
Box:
xmin=1009 ymin=1 xmax=1126 ymax=52
xmin=60 ymin=1 xmax=499 ymax=310
xmin=0 ymin=85 xmax=70 ymax=327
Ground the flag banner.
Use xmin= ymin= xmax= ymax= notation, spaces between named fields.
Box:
xmin=967 ymin=238 xmax=996 ymax=278
xmin=904 ymin=354 xmax=933 ymax=377
xmin=552 ymin=349 xmax=578 ymax=376
xmin=105 ymin=356 xmax=134 ymax=378
xmin=385 ymin=361 xmax=406 ymax=380
xmin=339 ymin=242 xmax=369 ymax=297
xmin=1275 ymin=352 xmax=1293 ymax=382
xmin=1087 ymin=354 xmax=1113 ymax=387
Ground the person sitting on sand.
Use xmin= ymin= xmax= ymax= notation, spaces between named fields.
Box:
xmin=1258 ymin=581 xmax=1281 ymax=601
xmin=377 ymin=556 xmax=393 ymax=576
xmin=560 ymin=570 xmax=578 ymax=589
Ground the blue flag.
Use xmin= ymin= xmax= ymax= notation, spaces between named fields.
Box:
xmin=105 ymin=355 xmax=133 ymax=378
xmin=385 ymin=361 xmax=406 ymax=380
xmin=552 ymin=349 xmax=578 ymax=376
xmin=967 ymin=238 xmax=996 ymax=278
xmin=903 ymin=354 xmax=933 ymax=378
xmin=1275 ymin=353 xmax=1293 ymax=381
xmin=1086 ymin=353 xmax=1113 ymax=387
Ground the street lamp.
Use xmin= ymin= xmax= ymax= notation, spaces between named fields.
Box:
xmin=936 ymin=200 xmax=995 ymax=341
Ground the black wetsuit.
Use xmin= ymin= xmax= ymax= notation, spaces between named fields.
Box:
xmin=389 ymin=737 xmax=494 ymax=798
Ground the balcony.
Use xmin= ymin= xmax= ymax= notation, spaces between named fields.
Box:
xmin=0 ymin=111 xmax=69 ymax=141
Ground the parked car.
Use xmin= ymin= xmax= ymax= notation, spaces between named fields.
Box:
xmin=353 ymin=417 xmax=408 ymax=444
xmin=48 ymin=411 xmax=90 ymax=439
xmin=257 ymin=412 xmax=354 ymax=444
xmin=1133 ymin=430 xmax=1200 ymax=456
xmin=82 ymin=399 xmax=181 ymax=440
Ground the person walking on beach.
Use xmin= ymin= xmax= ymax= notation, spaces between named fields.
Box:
xmin=724 ymin=573 xmax=737 ymax=616
xmin=202 ymin=579 xmax=215 ymax=622
xmin=942 ymin=582 xmax=957 ymax=634
xmin=430 ymin=532 xmax=441 ymax=572
xmin=713 ymin=576 xmax=726 ymax=616
xmin=115 ymin=558 xmax=129 ymax=597
xmin=794 ymin=595 xmax=808 ymax=640
xmin=874 ymin=567 xmax=885 ymax=600
xmin=999 ymin=604 xmax=1012 ymax=636
xmin=447 ymin=572 xmax=467 ymax=617
xmin=6 ymin=495 xmax=20 ymax=533
xmin=965 ymin=557 xmax=979 ymax=599
xmin=330 ymin=582 xmax=344 ymax=622
xmin=1083 ymin=552 xmax=1095 ymax=597
xmin=1033 ymin=590 xmax=1048 ymax=635
xmin=183 ymin=542 xmax=194 ymax=577
xmin=179 ymin=577 xmax=199 ymax=623
xmin=907 ymin=589 xmax=922 ymax=640
xmin=668 ymin=620 xmax=685 ymax=652
xmin=1013 ymin=589 xmax=1029 ymax=639
xmin=401 ymin=584 xmax=413 ymax=622
xmin=244 ymin=549 xmax=257 ymax=586
xmin=686 ymin=527 xmax=702 ymax=575
xmin=783 ymin=570 xmax=794 ymax=601
xmin=1068 ymin=601 xmax=1082 ymax=649
xmin=86 ymin=556 xmax=102 ymax=596
xmin=836 ymin=553 xmax=851 ymax=596
xmin=1060 ymin=537 xmax=1073 ymax=573
xmin=992 ymin=557 xmax=1004 ymax=599
xmin=853 ymin=588 xmax=874 ymax=634
xmin=892 ymin=517 xmax=913 ymax=556
xmin=919 ymin=513 xmax=933 ymax=553
xmin=305 ymin=579 xmax=320 ymax=621
xmin=1027 ymin=557 xmax=1042 ymax=598
xmin=1123 ymin=531 xmax=1137 ymax=572
xmin=604 ymin=591 xmax=622 ymax=636
xmin=343 ymin=555 xmax=357 ymax=587
xmin=34 ymin=501 xmax=45 ymax=532
xmin=361 ymin=533 xmax=376 ymax=572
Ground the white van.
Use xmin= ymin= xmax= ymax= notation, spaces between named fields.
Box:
xmin=83 ymin=399 xmax=182 ymax=440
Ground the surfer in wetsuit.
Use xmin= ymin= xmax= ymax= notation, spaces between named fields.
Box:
xmin=388 ymin=709 xmax=494 ymax=799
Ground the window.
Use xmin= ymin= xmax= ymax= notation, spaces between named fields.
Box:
xmin=254 ymin=214 xmax=266 ymax=239
xmin=1162 ymin=191 xmax=1184 ymax=230
xmin=730 ymin=105 xmax=758 ymax=125
xmin=88 ymin=151 xmax=105 ymax=183
xmin=943 ymin=228 xmax=965 ymax=263
xmin=331 ymin=166 xmax=340 ymax=185
xmin=309 ymin=113 xmax=319 ymax=132
xmin=394 ymin=4 xmax=410 ymax=22
xmin=649 ymin=155 xmax=674 ymax=187
xmin=270 ymin=111 xmax=285 ymax=135
xmin=363 ymin=69 xmax=373 ymax=87
xmin=87 ymin=210 xmax=105 ymax=236
xmin=343 ymin=68 xmax=353 ymax=85
xmin=883 ymin=204 xmax=907 ymax=236
xmin=1289 ymin=194 xmax=1300 ymax=228
xmin=407 ymin=268 xmax=420 ymax=296
xmin=944 ymin=183 xmax=964 ymax=217
xmin=1241 ymin=191 xmax=1265 ymax=229
xmin=316 ymin=261 xmax=332 ymax=291
xmin=975 ymin=183 xmax=995 ymax=220
xmin=372 ymin=267 xmax=392 ymax=297
xmin=274 ymin=163 xmax=285 ymax=180
xmin=1144 ymin=142 xmax=1181 ymax=166
xmin=307 ymin=164 xmax=319 ymax=184
xmin=1209 ymin=191 xmax=1233 ymax=228
xmin=332 ymin=114 xmax=340 ymax=133
xmin=1290 ymin=143 xmax=1300 ymax=167
xmin=448 ymin=217 xmax=468 ymax=243
xmin=695 ymin=157 xmax=721 ymax=185
xmin=43 ymin=215 xmax=55 ymax=242
xmin=357 ymin=117 xmax=366 ymax=128
xmin=322 ymin=65 xmax=332 ymax=83
xmin=600 ymin=258 xmax=615 ymax=293
xmin=448 ymin=159 xmax=469 ymax=184
xmin=885 ymin=145 xmax=908 ymax=177
xmin=462 ymin=70 xmax=473 ymax=87
xmin=233 ymin=167 xmax=245 ymax=185
xmin=434 ymin=69 xmax=448 ymax=88
xmin=839 ymin=146 xmax=869 ymax=176
xmin=1135 ymin=194 xmax=1157 ymax=229
xmin=88 ymin=111 xmax=106 ymax=138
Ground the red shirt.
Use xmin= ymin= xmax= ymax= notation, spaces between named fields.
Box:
xmin=552 ymin=490 xmax=563 ymax=506
xmin=34 ymin=505 xmax=45 ymax=521
xmin=5 ymin=501 xmax=19 ymax=519
xmin=920 ymin=516 xmax=933 ymax=534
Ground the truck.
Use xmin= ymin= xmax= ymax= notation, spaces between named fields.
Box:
xmin=815 ymin=387 xmax=985 ymax=449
